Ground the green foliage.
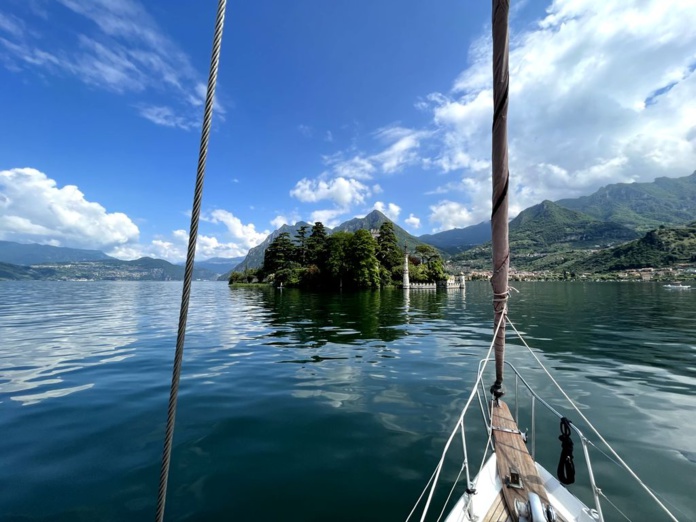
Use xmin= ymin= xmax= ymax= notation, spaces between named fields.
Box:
xmin=259 ymin=219 xmax=450 ymax=289
xmin=326 ymin=231 xmax=352 ymax=285
xmin=347 ymin=229 xmax=380 ymax=288
xmin=262 ymin=232 xmax=297 ymax=276
xmin=570 ymin=223 xmax=696 ymax=273
xmin=307 ymin=222 xmax=329 ymax=268
xmin=376 ymin=221 xmax=403 ymax=282
xmin=556 ymin=171 xmax=696 ymax=231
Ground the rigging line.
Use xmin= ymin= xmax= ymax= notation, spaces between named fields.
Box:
xmin=413 ymin=312 xmax=505 ymax=522
xmin=599 ymin=490 xmax=632 ymax=522
xmin=436 ymin=463 xmax=467 ymax=522
xmin=505 ymin=316 xmax=679 ymax=522
xmin=404 ymin=467 xmax=438 ymax=522
xmin=155 ymin=1 xmax=228 ymax=521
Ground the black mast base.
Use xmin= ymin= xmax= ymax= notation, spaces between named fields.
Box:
xmin=490 ymin=381 xmax=505 ymax=405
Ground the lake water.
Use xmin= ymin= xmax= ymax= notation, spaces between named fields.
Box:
xmin=0 ymin=281 xmax=694 ymax=521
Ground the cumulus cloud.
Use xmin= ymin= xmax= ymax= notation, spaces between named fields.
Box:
xmin=0 ymin=168 xmax=139 ymax=248
xmin=310 ymin=208 xmax=346 ymax=228
xmin=108 ymin=229 xmax=252 ymax=262
xmin=290 ymin=176 xmax=371 ymax=207
xmin=405 ymin=214 xmax=421 ymax=229
xmin=423 ymin=0 xmax=696 ymax=223
xmin=292 ymin=0 xmax=696 ymax=231
xmin=373 ymin=201 xmax=401 ymax=221
xmin=429 ymin=201 xmax=475 ymax=232
xmin=205 ymin=209 xmax=269 ymax=249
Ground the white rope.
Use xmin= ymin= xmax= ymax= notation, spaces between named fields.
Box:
xmin=408 ymin=314 xmax=505 ymax=522
xmin=405 ymin=467 xmax=439 ymax=522
xmin=599 ymin=490 xmax=632 ymax=522
xmin=506 ymin=316 xmax=679 ymax=522
xmin=436 ymin=464 xmax=467 ymax=522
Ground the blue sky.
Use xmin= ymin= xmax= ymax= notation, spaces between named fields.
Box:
xmin=1 ymin=0 xmax=695 ymax=261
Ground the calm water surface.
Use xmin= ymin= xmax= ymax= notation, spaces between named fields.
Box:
xmin=0 ymin=281 xmax=694 ymax=521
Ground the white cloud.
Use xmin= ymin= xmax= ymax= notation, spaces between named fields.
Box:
xmin=270 ymin=215 xmax=288 ymax=229
xmin=323 ymin=154 xmax=375 ymax=180
xmin=325 ymin=130 xmax=333 ymax=142
xmin=310 ymin=208 xmax=346 ymax=228
xmin=423 ymin=0 xmax=696 ymax=222
xmin=373 ymin=201 xmax=401 ymax=221
xmin=138 ymin=105 xmax=194 ymax=130
xmin=0 ymin=0 xmax=221 ymax=128
xmin=0 ymin=168 xmax=139 ymax=248
xmin=405 ymin=213 xmax=421 ymax=229
xmin=108 ymin=229 xmax=251 ymax=262
xmin=429 ymin=201 xmax=475 ymax=232
xmin=290 ymin=177 xmax=371 ymax=207
xmin=270 ymin=212 xmax=300 ymax=229
xmin=0 ymin=12 xmax=25 ymax=38
xmin=205 ymin=209 xmax=269 ymax=249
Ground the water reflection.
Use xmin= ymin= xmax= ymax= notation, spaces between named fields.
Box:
xmin=0 ymin=282 xmax=140 ymax=405
xmin=252 ymin=286 xmax=454 ymax=346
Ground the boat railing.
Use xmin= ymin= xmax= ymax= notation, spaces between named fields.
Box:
xmin=408 ymin=352 xmax=680 ymax=522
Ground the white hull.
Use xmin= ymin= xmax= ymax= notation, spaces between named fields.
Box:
xmin=444 ymin=454 xmax=599 ymax=522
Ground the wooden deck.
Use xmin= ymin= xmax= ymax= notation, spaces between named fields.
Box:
xmin=491 ymin=400 xmax=549 ymax=522
xmin=483 ymin=491 xmax=513 ymax=522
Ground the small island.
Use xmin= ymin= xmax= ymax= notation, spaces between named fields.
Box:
xmin=229 ymin=221 xmax=448 ymax=289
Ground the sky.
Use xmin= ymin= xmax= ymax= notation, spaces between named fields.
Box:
xmin=0 ymin=0 xmax=695 ymax=262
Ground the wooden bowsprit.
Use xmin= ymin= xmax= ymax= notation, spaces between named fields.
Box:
xmin=491 ymin=401 xmax=553 ymax=522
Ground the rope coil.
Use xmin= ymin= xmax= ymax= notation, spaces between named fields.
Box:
xmin=557 ymin=417 xmax=576 ymax=485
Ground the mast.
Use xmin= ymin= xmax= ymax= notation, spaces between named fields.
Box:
xmin=490 ymin=0 xmax=510 ymax=398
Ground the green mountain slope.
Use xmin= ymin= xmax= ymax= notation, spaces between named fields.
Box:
xmin=556 ymin=171 xmax=696 ymax=230
xmin=509 ymin=200 xmax=639 ymax=250
xmin=452 ymin=201 xmax=639 ymax=270
xmin=0 ymin=240 xmax=115 ymax=265
xmin=570 ymin=223 xmax=696 ymax=273
xmin=419 ymin=221 xmax=491 ymax=254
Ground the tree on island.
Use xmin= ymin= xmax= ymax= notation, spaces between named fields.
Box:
xmin=256 ymin=220 xmax=448 ymax=289
xmin=347 ymin=229 xmax=381 ymax=288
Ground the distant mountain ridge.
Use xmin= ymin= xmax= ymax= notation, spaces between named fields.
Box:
xmin=556 ymin=171 xmax=696 ymax=230
xmin=0 ymin=240 xmax=115 ymax=265
xmin=0 ymin=257 xmax=219 ymax=281
xmin=419 ymin=221 xmax=491 ymax=254
xmin=509 ymin=200 xmax=639 ymax=249
xmin=571 ymin=222 xmax=696 ymax=272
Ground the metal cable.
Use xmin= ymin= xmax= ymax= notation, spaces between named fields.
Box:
xmin=155 ymin=1 xmax=228 ymax=520
xmin=506 ymin=316 xmax=679 ymax=522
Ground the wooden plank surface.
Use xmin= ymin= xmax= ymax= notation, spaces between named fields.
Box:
xmin=483 ymin=490 xmax=512 ymax=522
xmin=491 ymin=400 xmax=548 ymax=521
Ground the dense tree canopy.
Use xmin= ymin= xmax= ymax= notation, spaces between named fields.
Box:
xmin=257 ymin=221 xmax=448 ymax=289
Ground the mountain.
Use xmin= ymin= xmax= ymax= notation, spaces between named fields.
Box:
xmin=232 ymin=221 xmax=314 ymax=272
xmin=571 ymin=222 xmax=696 ymax=273
xmin=0 ymin=257 xmax=218 ymax=281
xmin=419 ymin=221 xmax=491 ymax=254
xmin=193 ymin=256 xmax=245 ymax=274
xmin=556 ymin=171 xmax=696 ymax=230
xmin=451 ymin=201 xmax=640 ymax=270
xmin=509 ymin=200 xmax=639 ymax=250
xmin=332 ymin=210 xmax=429 ymax=252
xmin=0 ymin=240 xmax=115 ymax=265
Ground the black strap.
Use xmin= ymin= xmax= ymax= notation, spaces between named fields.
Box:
xmin=557 ymin=417 xmax=576 ymax=485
